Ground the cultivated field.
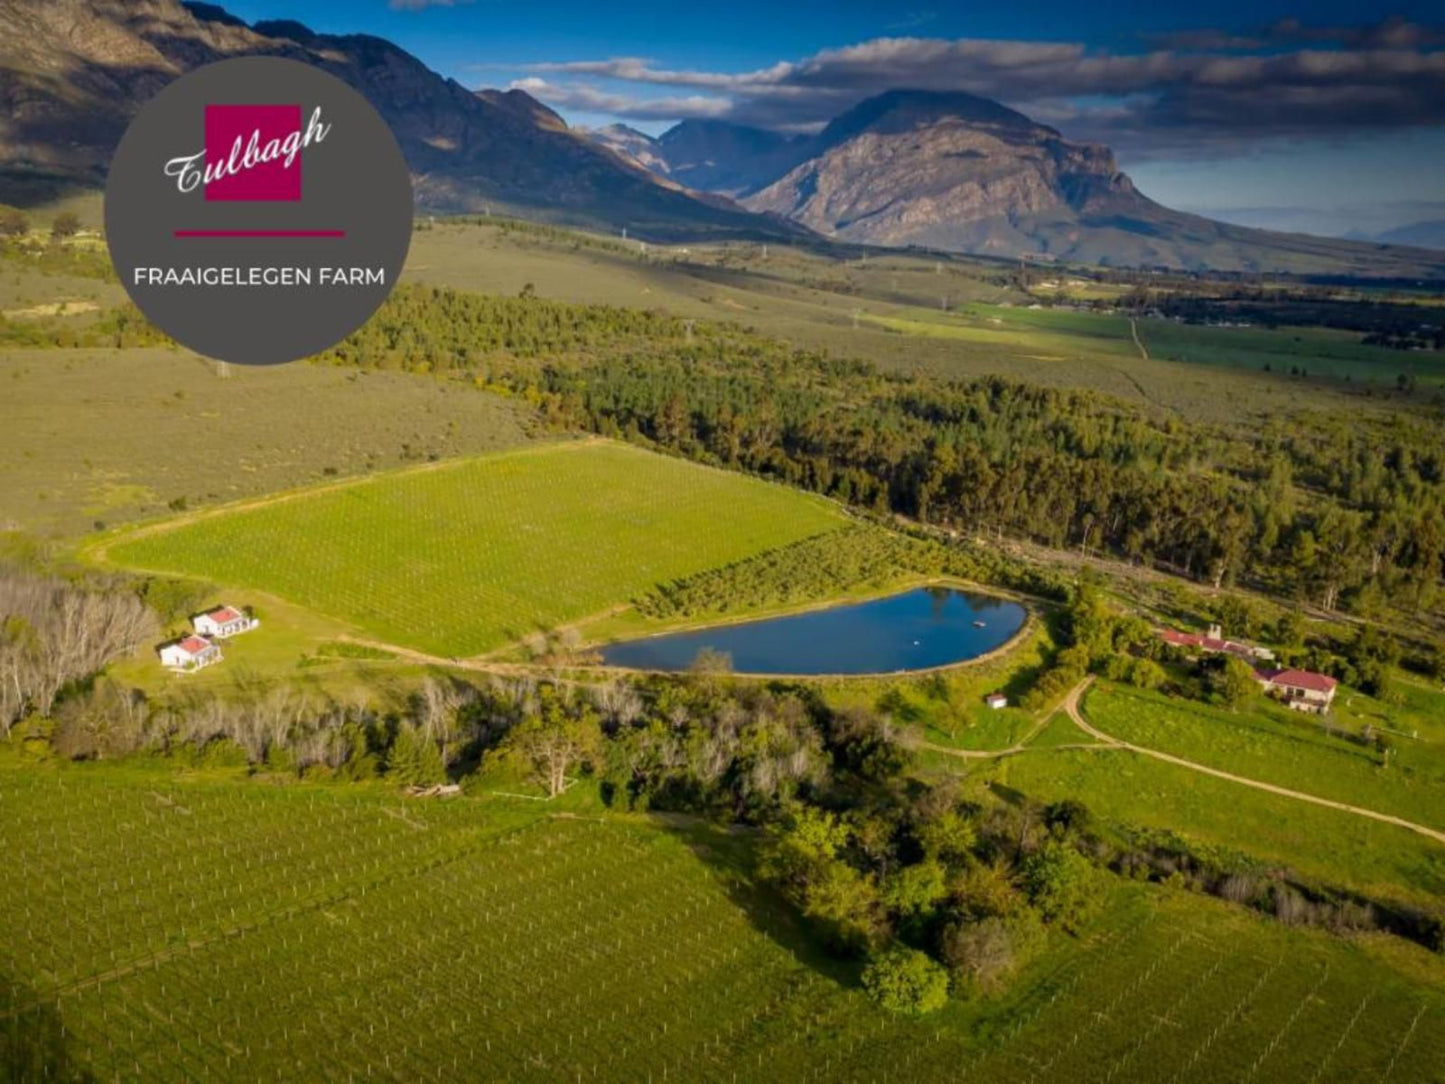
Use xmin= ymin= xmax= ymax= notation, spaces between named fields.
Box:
xmin=0 ymin=348 xmax=530 ymax=537
xmin=2 ymin=756 xmax=1441 ymax=1083
xmin=103 ymin=441 xmax=848 ymax=656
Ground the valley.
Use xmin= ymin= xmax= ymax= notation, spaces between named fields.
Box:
xmin=1 ymin=2 xmax=1444 ymax=1078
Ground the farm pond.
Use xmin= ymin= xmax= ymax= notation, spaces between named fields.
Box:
xmin=600 ymin=587 xmax=1027 ymax=675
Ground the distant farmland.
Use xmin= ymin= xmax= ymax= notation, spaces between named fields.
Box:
xmin=104 ymin=441 xmax=847 ymax=655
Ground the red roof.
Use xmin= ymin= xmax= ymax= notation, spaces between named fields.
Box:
xmin=1260 ymin=669 xmax=1337 ymax=693
xmin=206 ymin=606 xmax=242 ymax=624
xmin=1159 ymin=629 xmax=1258 ymax=660
xmin=178 ymin=636 xmax=213 ymax=655
xmin=1160 ymin=630 xmax=1204 ymax=647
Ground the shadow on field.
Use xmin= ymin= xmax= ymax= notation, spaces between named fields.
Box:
xmin=648 ymin=814 xmax=864 ymax=991
xmin=1 ymin=970 xmax=90 ymax=1083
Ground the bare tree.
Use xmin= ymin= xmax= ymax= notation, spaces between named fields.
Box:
xmin=0 ymin=569 xmax=159 ymax=731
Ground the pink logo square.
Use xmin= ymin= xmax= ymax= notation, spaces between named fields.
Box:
xmin=204 ymin=104 xmax=302 ymax=202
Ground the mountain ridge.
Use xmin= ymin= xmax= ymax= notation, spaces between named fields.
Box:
xmin=0 ymin=0 xmax=804 ymax=242
xmin=584 ymin=89 xmax=1445 ymax=276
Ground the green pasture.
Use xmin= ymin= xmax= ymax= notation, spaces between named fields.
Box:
xmin=102 ymin=441 xmax=848 ymax=656
xmin=1138 ymin=319 xmax=1445 ymax=388
xmin=974 ymin=738 xmax=1445 ymax=909
xmin=1083 ymin=683 xmax=1445 ymax=832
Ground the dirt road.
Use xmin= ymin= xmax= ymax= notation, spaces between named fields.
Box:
xmin=1062 ymin=678 xmax=1445 ymax=846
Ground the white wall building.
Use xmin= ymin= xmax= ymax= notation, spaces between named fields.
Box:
xmin=192 ymin=605 xmax=257 ymax=638
xmin=159 ymin=635 xmax=221 ymax=672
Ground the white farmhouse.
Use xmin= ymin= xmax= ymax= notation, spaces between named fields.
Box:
xmin=1256 ymin=669 xmax=1338 ymax=714
xmin=159 ymin=635 xmax=221 ymax=672
xmin=192 ymin=605 xmax=257 ymax=638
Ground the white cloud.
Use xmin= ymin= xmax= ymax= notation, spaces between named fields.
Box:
xmin=389 ymin=0 xmax=473 ymax=10
xmin=509 ymin=19 xmax=1445 ymax=155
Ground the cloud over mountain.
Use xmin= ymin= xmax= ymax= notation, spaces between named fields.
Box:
xmin=515 ymin=16 xmax=1445 ymax=156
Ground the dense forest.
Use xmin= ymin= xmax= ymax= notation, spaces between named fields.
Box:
xmin=318 ymin=286 xmax=1445 ymax=628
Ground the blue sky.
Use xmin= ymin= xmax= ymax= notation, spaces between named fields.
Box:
xmin=216 ymin=1 xmax=1445 ymax=236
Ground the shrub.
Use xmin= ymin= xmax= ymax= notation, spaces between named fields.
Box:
xmin=861 ymin=946 xmax=950 ymax=1015
xmin=938 ymin=909 xmax=1045 ymax=995
xmin=50 ymin=212 xmax=81 ymax=240
xmin=0 ymin=207 xmax=27 ymax=237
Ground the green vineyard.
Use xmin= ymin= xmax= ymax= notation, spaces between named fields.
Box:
xmin=104 ymin=441 xmax=846 ymax=656
xmin=2 ymin=759 xmax=1440 ymax=1082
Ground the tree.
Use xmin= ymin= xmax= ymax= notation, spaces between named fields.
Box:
xmin=1128 ymin=657 xmax=1166 ymax=690
xmin=50 ymin=211 xmax=81 ymax=240
xmin=0 ymin=207 xmax=27 ymax=237
xmin=688 ymin=646 xmax=733 ymax=675
xmin=950 ymin=860 xmax=1025 ymax=921
xmin=1274 ymin=611 xmax=1304 ymax=648
xmin=0 ymin=570 xmax=158 ymax=730
xmin=761 ymin=806 xmax=886 ymax=951
xmin=1212 ymin=656 xmax=1260 ymax=710
xmin=1043 ymin=799 xmax=1091 ymax=838
xmin=387 ymin=722 xmax=445 ymax=786
xmin=861 ymin=946 xmax=949 ymax=1015
xmin=914 ymin=806 xmax=977 ymax=866
xmin=501 ymin=685 xmax=599 ymax=797
xmin=881 ymin=860 xmax=948 ymax=920
xmin=1022 ymin=842 xmax=1104 ymax=933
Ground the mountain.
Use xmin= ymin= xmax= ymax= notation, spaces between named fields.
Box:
xmin=583 ymin=120 xmax=811 ymax=197
xmin=474 ymin=88 xmax=568 ymax=132
xmin=586 ymin=123 xmax=670 ymax=176
xmin=652 ymin=120 xmax=811 ymax=197
xmin=0 ymin=0 xmax=804 ymax=242
xmin=1373 ymin=220 xmax=1445 ymax=252
xmin=737 ymin=89 xmax=1445 ymax=275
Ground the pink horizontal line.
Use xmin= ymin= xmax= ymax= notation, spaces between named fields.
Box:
xmin=173 ymin=229 xmax=346 ymax=238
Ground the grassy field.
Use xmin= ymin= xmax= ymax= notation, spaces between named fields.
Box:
xmin=1138 ymin=319 xmax=1445 ymax=388
xmin=971 ymin=730 xmax=1445 ymax=909
xmin=2 ymin=754 xmax=1441 ymax=1082
xmin=0 ymin=348 xmax=531 ymax=537
xmin=1083 ymin=683 xmax=1445 ymax=832
xmin=102 ymin=441 xmax=848 ymax=656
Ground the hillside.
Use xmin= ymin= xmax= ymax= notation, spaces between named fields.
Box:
xmin=0 ymin=0 xmax=802 ymax=241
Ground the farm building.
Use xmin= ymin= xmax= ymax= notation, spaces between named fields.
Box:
xmin=159 ymin=635 xmax=221 ymax=672
xmin=192 ymin=605 xmax=257 ymax=638
xmin=1256 ymin=668 xmax=1338 ymax=713
xmin=984 ymin=692 xmax=1008 ymax=710
xmin=1158 ymin=624 xmax=1275 ymax=662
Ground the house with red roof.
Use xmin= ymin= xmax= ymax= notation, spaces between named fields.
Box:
xmin=192 ymin=605 xmax=257 ymax=639
xmin=158 ymin=635 xmax=222 ymax=672
xmin=1157 ymin=624 xmax=1274 ymax=663
xmin=1256 ymin=668 xmax=1338 ymax=714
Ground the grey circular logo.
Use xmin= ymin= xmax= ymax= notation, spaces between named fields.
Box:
xmin=105 ymin=57 xmax=412 ymax=365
